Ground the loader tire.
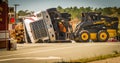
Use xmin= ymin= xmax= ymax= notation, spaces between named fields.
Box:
xmin=97 ymin=30 xmax=109 ymax=42
xmin=79 ymin=30 xmax=90 ymax=42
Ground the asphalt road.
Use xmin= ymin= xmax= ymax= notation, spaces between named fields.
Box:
xmin=0 ymin=42 xmax=120 ymax=63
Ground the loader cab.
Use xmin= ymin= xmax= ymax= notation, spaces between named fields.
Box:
xmin=81 ymin=12 xmax=101 ymax=22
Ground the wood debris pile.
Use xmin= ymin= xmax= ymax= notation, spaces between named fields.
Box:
xmin=10 ymin=22 xmax=24 ymax=43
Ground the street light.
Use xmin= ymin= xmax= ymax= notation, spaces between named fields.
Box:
xmin=14 ymin=4 xmax=19 ymax=24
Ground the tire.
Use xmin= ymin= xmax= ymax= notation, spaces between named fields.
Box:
xmin=97 ymin=30 xmax=109 ymax=42
xmin=79 ymin=30 xmax=90 ymax=42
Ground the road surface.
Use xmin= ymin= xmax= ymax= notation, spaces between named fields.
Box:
xmin=0 ymin=42 xmax=120 ymax=63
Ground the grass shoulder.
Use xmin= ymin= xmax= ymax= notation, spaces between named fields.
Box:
xmin=58 ymin=51 xmax=120 ymax=63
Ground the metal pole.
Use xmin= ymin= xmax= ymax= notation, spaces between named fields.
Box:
xmin=14 ymin=4 xmax=19 ymax=24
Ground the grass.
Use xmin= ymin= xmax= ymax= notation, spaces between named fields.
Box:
xmin=74 ymin=54 xmax=120 ymax=63
xmin=57 ymin=51 xmax=120 ymax=63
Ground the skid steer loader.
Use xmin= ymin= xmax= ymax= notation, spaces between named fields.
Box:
xmin=74 ymin=12 xmax=118 ymax=42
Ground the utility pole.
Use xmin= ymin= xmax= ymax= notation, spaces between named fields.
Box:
xmin=14 ymin=4 xmax=19 ymax=24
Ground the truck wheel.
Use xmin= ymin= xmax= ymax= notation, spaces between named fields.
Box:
xmin=79 ymin=30 xmax=90 ymax=42
xmin=97 ymin=30 xmax=109 ymax=42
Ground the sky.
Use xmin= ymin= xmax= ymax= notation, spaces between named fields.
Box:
xmin=8 ymin=0 xmax=120 ymax=12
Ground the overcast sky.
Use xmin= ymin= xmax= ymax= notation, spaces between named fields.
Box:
xmin=8 ymin=0 xmax=120 ymax=12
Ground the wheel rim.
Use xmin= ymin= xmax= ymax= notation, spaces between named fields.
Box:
xmin=100 ymin=32 xmax=107 ymax=40
xmin=81 ymin=33 xmax=89 ymax=41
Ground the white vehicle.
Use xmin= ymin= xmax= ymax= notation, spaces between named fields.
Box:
xmin=24 ymin=15 xmax=38 ymax=43
xmin=23 ymin=10 xmax=56 ymax=43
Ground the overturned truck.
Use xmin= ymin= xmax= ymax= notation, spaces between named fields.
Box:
xmin=23 ymin=8 xmax=119 ymax=43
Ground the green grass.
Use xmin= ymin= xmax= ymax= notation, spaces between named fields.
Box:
xmin=57 ymin=51 xmax=120 ymax=63
xmin=75 ymin=54 xmax=120 ymax=63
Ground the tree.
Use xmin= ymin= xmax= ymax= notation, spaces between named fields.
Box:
xmin=102 ymin=7 xmax=113 ymax=15
xmin=57 ymin=6 xmax=64 ymax=12
xmin=18 ymin=10 xmax=26 ymax=16
xmin=18 ymin=10 xmax=34 ymax=16
xmin=85 ymin=7 xmax=92 ymax=12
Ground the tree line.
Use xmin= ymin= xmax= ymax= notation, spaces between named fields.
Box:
xmin=17 ymin=6 xmax=120 ymax=19
xmin=57 ymin=6 xmax=120 ymax=20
